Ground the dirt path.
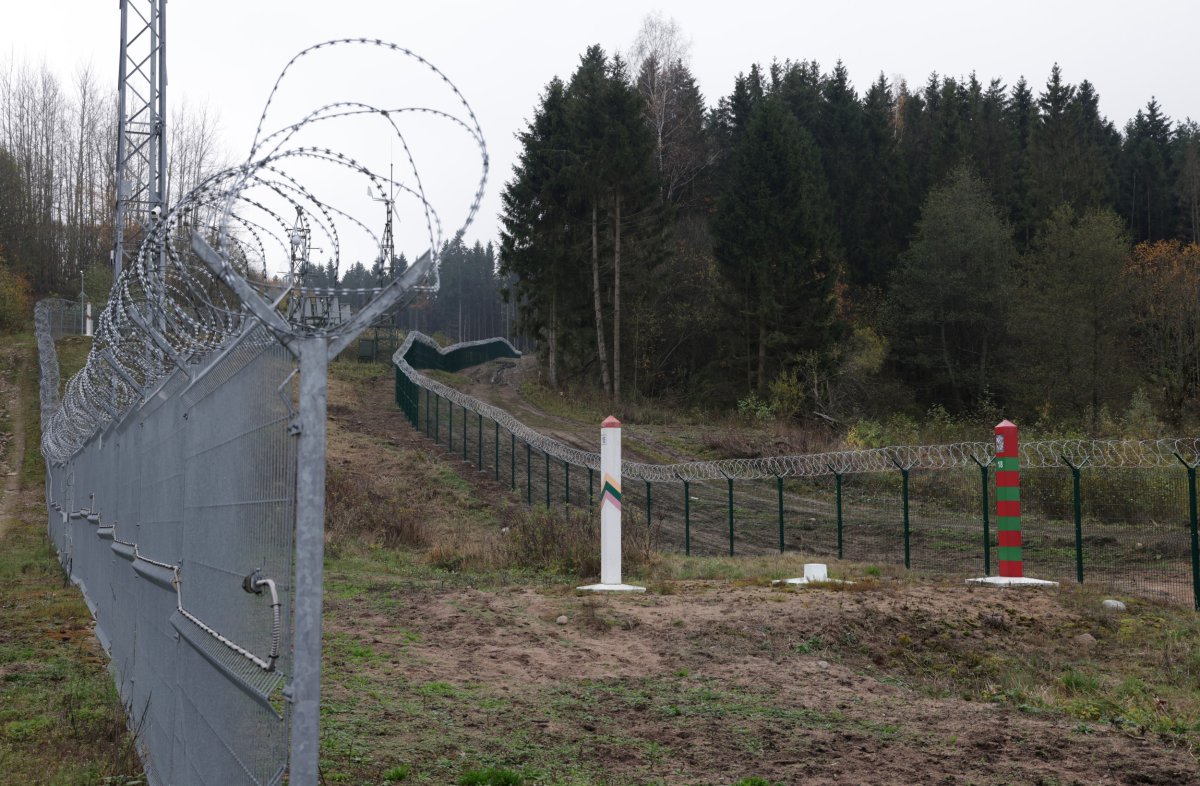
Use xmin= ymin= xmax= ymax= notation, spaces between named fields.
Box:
xmin=0 ymin=347 xmax=25 ymax=539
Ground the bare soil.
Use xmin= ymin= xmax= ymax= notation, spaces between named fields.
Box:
xmin=320 ymin=363 xmax=1200 ymax=786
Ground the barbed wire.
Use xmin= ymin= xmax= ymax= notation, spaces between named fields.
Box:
xmin=395 ymin=332 xmax=1200 ymax=481
xmin=40 ymin=39 xmax=488 ymax=464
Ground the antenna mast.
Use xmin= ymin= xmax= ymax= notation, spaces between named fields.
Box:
xmin=112 ymin=0 xmax=168 ymax=282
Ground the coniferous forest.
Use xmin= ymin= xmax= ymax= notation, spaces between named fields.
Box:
xmin=498 ymin=20 xmax=1200 ymax=432
xmin=3 ymin=19 xmax=1200 ymax=432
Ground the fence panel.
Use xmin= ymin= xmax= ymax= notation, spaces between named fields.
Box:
xmin=392 ymin=331 xmax=1200 ymax=609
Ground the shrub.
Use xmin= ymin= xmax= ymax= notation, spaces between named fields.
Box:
xmin=0 ymin=262 xmax=31 ymax=332
xmin=502 ymin=504 xmax=655 ymax=580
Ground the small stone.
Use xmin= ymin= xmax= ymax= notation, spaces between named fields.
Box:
xmin=817 ymin=660 xmax=830 ymax=670
xmin=555 ymin=615 xmax=568 ymax=625
xmin=1072 ymin=633 xmax=1097 ymax=648
xmin=1101 ymin=599 xmax=1127 ymax=613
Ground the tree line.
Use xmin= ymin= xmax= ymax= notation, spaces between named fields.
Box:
xmin=0 ymin=59 xmax=222 ymax=304
xmin=499 ymin=16 xmax=1200 ymax=430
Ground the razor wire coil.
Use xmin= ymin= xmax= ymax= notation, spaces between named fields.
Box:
xmin=394 ymin=331 xmax=1200 ymax=481
xmin=40 ymin=39 xmax=488 ymax=465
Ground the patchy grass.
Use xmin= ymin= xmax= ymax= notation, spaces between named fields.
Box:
xmin=0 ymin=340 xmax=143 ymax=783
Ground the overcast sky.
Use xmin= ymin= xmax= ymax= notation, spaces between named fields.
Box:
xmin=7 ymin=0 xmax=1200 ymax=264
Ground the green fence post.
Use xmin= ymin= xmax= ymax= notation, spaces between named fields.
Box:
xmin=1175 ymin=454 xmax=1200 ymax=612
xmin=525 ymin=442 xmax=531 ymax=505
xmin=494 ymin=421 xmax=499 ymax=481
xmin=1062 ymin=456 xmax=1088 ymax=585
xmin=477 ymin=413 xmax=483 ymax=470
xmin=646 ymin=480 xmax=652 ymax=528
xmin=683 ymin=479 xmax=691 ymax=556
xmin=447 ymin=398 xmax=452 ymax=450
xmin=891 ymin=458 xmax=912 ymax=569
xmin=826 ymin=464 xmax=843 ymax=560
xmin=564 ymin=461 xmax=570 ymax=506
xmin=544 ymin=451 xmax=550 ymax=508
xmin=776 ymin=476 xmax=785 ymax=554
xmin=588 ymin=467 xmax=594 ymax=506
xmin=462 ymin=405 xmax=468 ymax=462
xmin=972 ymin=455 xmax=993 ymax=576
xmin=727 ymin=476 xmax=735 ymax=556
xmin=434 ymin=394 xmax=440 ymax=444
xmin=424 ymin=389 xmax=430 ymax=436
xmin=510 ymin=432 xmax=515 ymax=492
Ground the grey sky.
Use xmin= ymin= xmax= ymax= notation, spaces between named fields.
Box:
xmin=8 ymin=0 xmax=1199 ymax=263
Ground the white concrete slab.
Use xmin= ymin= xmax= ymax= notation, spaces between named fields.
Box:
xmin=966 ymin=576 xmax=1059 ymax=587
xmin=576 ymin=583 xmax=646 ymax=593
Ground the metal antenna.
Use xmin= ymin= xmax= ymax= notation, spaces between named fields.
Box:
xmin=112 ymin=0 xmax=168 ymax=284
xmin=368 ymin=162 xmax=397 ymax=284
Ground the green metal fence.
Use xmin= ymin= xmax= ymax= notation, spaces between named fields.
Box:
xmin=393 ymin=333 xmax=1200 ymax=611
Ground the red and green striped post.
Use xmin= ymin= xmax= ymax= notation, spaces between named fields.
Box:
xmin=995 ymin=419 xmax=1022 ymax=578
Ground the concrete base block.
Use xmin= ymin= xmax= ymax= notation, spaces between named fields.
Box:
xmin=966 ymin=576 xmax=1059 ymax=588
xmin=576 ymin=583 xmax=646 ymax=593
xmin=774 ymin=576 xmax=855 ymax=586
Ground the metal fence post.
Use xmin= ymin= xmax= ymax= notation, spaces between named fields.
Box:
xmin=1062 ymin=456 xmax=1088 ymax=585
xmin=683 ymin=479 xmax=691 ymax=556
xmin=890 ymin=458 xmax=912 ymax=569
xmin=588 ymin=467 xmax=594 ymax=506
xmin=462 ymin=405 xmax=468 ymax=461
xmin=434 ymin=394 xmax=439 ymax=444
xmin=510 ymin=431 xmax=515 ymax=492
xmin=826 ymin=464 xmax=843 ymax=560
xmin=494 ymin=421 xmax=499 ymax=481
xmin=646 ymin=480 xmax=652 ymax=528
xmin=1176 ymin=455 xmax=1200 ymax=612
xmin=727 ymin=476 xmax=735 ymax=556
xmin=477 ymin=412 xmax=482 ymax=470
xmin=525 ymin=442 xmax=531 ymax=505
xmin=544 ymin=450 xmax=550 ymax=508
xmin=776 ymin=476 xmax=785 ymax=554
xmin=447 ymin=396 xmax=452 ymax=449
xmin=291 ymin=337 xmax=328 ymax=784
xmin=972 ymin=456 xmax=993 ymax=576
xmin=565 ymin=461 xmax=570 ymax=506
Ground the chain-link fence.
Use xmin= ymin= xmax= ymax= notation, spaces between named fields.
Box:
xmin=36 ymin=39 xmax=487 ymax=786
xmin=395 ymin=332 xmax=1200 ymax=611
xmin=39 ymin=297 xmax=87 ymax=338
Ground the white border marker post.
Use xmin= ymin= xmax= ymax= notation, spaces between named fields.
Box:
xmin=578 ymin=416 xmax=645 ymax=593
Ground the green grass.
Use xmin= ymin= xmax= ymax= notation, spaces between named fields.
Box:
xmin=0 ymin=338 xmax=143 ymax=783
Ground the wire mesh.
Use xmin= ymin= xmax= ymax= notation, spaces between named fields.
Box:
xmin=37 ymin=39 xmax=489 ymax=786
xmin=392 ymin=332 xmax=1200 ymax=609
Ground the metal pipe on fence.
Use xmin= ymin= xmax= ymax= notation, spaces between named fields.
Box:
xmin=588 ymin=467 xmax=594 ymax=506
xmin=646 ymin=480 xmax=652 ymax=529
xmin=448 ymin=395 xmax=452 ymax=449
xmin=477 ymin=412 xmax=482 ymax=470
xmin=1062 ymin=455 xmax=1088 ymax=584
xmin=525 ymin=442 xmax=531 ymax=505
xmin=494 ymin=421 xmax=499 ymax=481
xmin=544 ymin=450 xmax=550 ymax=508
xmin=510 ymin=431 xmax=515 ymax=491
xmin=565 ymin=461 xmax=570 ymax=506
xmin=434 ymin=394 xmax=439 ymax=444
xmin=462 ymin=404 xmax=468 ymax=461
